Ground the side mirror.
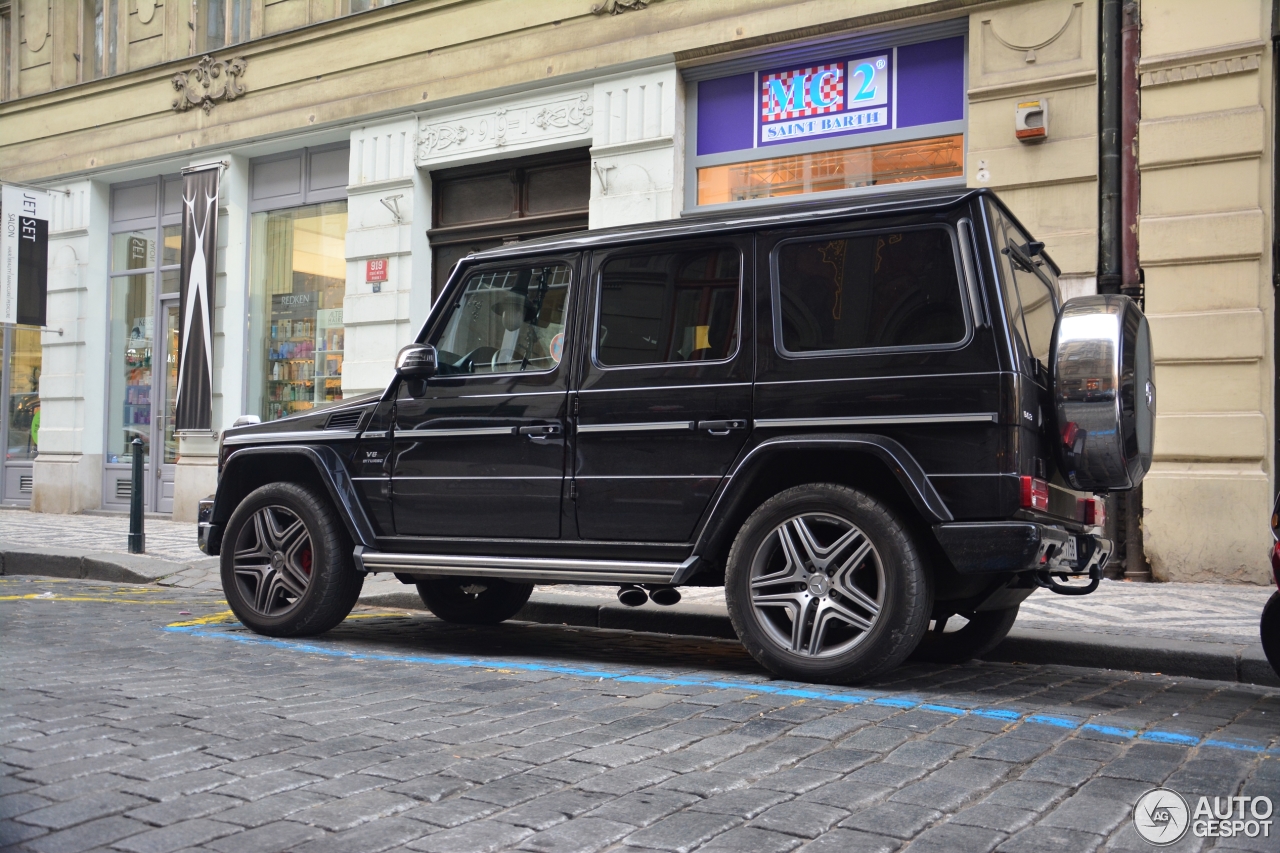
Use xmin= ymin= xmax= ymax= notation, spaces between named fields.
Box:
xmin=395 ymin=343 xmax=438 ymax=380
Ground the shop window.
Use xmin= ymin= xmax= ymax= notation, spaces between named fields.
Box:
xmin=596 ymin=247 xmax=741 ymax=367
xmin=428 ymin=151 xmax=589 ymax=302
xmin=697 ymin=134 xmax=964 ymax=206
xmin=775 ymin=228 xmax=966 ymax=354
xmin=248 ymin=202 xmax=348 ymax=421
xmin=5 ymin=327 xmax=40 ymax=461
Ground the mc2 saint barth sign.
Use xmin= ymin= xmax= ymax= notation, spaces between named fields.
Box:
xmin=1 ymin=184 xmax=50 ymax=327
xmin=174 ymin=165 xmax=221 ymax=432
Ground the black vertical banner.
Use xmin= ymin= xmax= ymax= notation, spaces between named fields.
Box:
xmin=16 ymin=215 xmax=47 ymax=327
xmin=174 ymin=166 xmax=220 ymax=432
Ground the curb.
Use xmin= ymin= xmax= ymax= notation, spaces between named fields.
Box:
xmin=5 ymin=546 xmax=1277 ymax=688
xmin=0 ymin=545 xmax=217 ymax=585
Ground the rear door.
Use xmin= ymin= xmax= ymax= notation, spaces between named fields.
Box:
xmin=390 ymin=257 xmax=576 ymax=539
xmin=572 ymin=237 xmax=753 ymax=542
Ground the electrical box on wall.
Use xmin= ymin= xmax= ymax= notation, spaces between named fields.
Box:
xmin=1015 ymin=99 xmax=1048 ymax=142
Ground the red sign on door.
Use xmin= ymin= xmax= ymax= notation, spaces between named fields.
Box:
xmin=366 ymin=258 xmax=388 ymax=282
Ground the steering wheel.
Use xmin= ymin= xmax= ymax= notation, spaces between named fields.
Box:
xmin=458 ymin=346 xmax=498 ymax=374
xmin=491 ymin=347 xmax=518 ymax=373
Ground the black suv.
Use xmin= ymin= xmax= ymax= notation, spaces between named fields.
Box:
xmin=199 ymin=187 xmax=1154 ymax=684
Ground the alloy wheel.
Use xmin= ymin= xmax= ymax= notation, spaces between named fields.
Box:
xmin=232 ymin=505 xmax=314 ymax=617
xmin=748 ymin=512 xmax=885 ymax=658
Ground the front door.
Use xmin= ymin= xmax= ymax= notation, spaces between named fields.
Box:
xmin=391 ymin=258 xmax=576 ymax=539
xmin=573 ymin=238 xmax=753 ymax=542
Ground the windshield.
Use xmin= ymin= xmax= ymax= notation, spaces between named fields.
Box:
xmin=986 ymin=199 xmax=1060 ymax=370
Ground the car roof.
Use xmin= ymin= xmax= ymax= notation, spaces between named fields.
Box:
xmin=465 ymin=186 xmax=987 ymax=263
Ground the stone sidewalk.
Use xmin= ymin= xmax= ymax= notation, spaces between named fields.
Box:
xmin=0 ymin=507 xmax=1275 ymax=685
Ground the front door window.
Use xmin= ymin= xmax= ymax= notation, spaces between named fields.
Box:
xmin=434 ymin=264 xmax=571 ymax=376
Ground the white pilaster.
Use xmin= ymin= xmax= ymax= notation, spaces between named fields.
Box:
xmin=344 ymin=116 xmax=419 ymax=395
xmin=589 ymin=65 xmax=684 ymax=228
xmin=32 ymin=179 xmax=107 ymax=514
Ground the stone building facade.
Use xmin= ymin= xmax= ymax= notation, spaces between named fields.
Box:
xmin=0 ymin=0 xmax=1273 ymax=583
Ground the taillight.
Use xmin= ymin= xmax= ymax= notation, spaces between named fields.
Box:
xmin=1020 ymin=476 xmax=1049 ymax=512
xmin=1270 ymin=541 xmax=1280 ymax=586
xmin=1079 ymin=496 xmax=1105 ymax=528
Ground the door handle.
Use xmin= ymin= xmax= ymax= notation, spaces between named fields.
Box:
xmin=697 ymin=419 xmax=748 ymax=435
xmin=518 ymin=424 xmax=563 ymax=440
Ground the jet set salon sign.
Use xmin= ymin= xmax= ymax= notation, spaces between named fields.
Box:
xmin=759 ymin=54 xmax=890 ymax=145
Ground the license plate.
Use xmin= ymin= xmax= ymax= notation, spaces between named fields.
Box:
xmin=1062 ymin=537 xmax=1078 ymax=563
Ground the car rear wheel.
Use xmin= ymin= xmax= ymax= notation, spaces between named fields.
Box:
xmin=416 ymin=577 xmax=533 ymax=625
xmin=1261 ymin=591 xmax=1280 ymax=678
xmin=221 ymin=482 xmax=363 ymax=637
xmin=725 ymin=483 xmax=932 ymax=684
xmin=910 ymin=606 xmax=1020 ymax=664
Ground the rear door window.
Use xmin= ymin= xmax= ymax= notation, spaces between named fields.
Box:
xmin=774 ymin=227 xmax=968 ymax=355
xmin=596 ymin=246 xmax=741 ymax=366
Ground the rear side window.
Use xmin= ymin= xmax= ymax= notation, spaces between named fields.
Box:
xmin=596 ymin=246 xmax=741 ymax=367
xmin=775 ymin=228 xmax=967 ymax=354
xmin=986 ymin=201 xmax=1060 ymax=367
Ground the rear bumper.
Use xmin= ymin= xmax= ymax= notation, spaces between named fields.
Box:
xmin=197 ymin=497 xmax=222 ymax=556
xmin=934 ymin=521 xmax=1111 ymax=575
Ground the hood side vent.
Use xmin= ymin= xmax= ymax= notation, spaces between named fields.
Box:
xmin=325 ymin=410 xmax=364 ymax=431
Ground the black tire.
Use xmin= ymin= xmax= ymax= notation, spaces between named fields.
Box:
xmin=220 ymin=482 xmax=363 ymax=637
xmin=1262 ymin=591 xmax=1280 ymax=678
xmin=416 ymin=577 xmax=534 ymax=625
xmin=910 ymin=606 xmax=1020 ymax=664
xmin=724 ymin=483 xmax=932 ymax=684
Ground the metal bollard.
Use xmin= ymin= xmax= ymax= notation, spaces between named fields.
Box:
xmin=128 ymin=437 xmax=145 ymax=554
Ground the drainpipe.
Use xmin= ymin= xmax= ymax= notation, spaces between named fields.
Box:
xmin=1098 ymin=0 xmax=1122 ymax=295
xmin=1272 ymin=0 xmax=1280 ymax=503
xmin=1120 ymin=0 xmax=1150 ymax=580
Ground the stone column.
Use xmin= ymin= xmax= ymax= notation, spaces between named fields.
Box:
xmin=32 ymin=180 xmax=107 ymax=514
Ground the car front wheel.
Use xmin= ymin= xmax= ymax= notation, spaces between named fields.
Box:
xmin=220 ymin=482 xmax=364 ymax=637
xmin=725 ymin=483 xmax=932 ymax=684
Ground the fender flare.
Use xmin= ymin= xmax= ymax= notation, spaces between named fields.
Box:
xmin=683 ymin=433 xmax=953 ymax=582
xmin=215 ymin=444 xmax=378 ymax=549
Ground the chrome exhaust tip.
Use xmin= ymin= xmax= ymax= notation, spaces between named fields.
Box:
xmin=617 ymin=585 xmax=648 ymax=607
xmin=647 ymin=585 xmax=682 ymax=606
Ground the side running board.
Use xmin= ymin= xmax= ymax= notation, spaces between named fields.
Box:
xmin=353 ymin=547 xmax=698 ymax=586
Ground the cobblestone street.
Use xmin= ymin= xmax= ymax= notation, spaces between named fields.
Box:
xmin=1 ymin=577 xmax=1277 ymax=853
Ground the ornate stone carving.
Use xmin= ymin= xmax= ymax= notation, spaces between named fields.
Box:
xmin=417 ymin=92 xmax=593 ymax=166
xmin=172 ymin=55 xmax=249 ymax=114
xmin=591 ymin=0 xmax=663 ymax=14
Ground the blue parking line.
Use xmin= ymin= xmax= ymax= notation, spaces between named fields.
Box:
xmin=164 ymin=624 xmax=1279 ymax=757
